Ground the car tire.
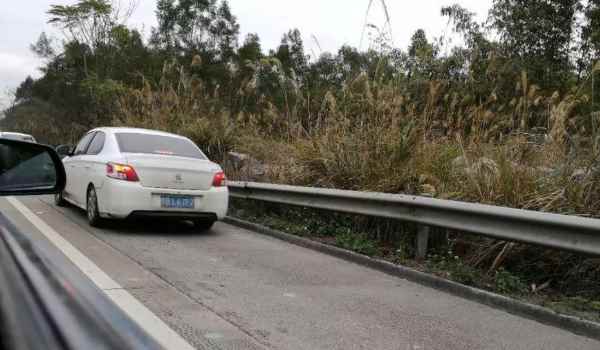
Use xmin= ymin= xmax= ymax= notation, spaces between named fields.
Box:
xmin=54 ymin=191 xmax=67 ymax=207
xmin=86 ymin=186 xmax=103 ymax=227
xmin=194 ymin=219 xmax=215 ymax=232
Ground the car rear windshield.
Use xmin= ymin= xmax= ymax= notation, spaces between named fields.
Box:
xmin=115 ymin=133 xmax=206 ymax=159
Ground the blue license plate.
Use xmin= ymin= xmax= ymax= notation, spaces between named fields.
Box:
xmin=161 ymin=195 xmax=194 ymax=209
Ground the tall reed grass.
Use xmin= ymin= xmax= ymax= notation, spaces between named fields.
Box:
xmin=115 ymin=59 xmax=600 ymax=299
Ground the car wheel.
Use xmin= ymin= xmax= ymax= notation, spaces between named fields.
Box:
xmin=54 ymin=191 xmax=67 ymax=207
xmin=86 ymin=186 xmax=102 ymax=227
xmin=194 ymin=219 xmax=215 ymax=232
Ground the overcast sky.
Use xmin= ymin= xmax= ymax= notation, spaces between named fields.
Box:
xmin=0 ymin=0 xmax=491 ymax=109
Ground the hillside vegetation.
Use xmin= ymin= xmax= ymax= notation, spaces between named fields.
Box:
xmin=3 ymin=0 xmax=600 ymax=315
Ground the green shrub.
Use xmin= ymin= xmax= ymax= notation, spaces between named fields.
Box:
xmin=494 ymin=269 xmax=527 ymax=295
xmin=334 ymin=231 xmax=380 ymax=257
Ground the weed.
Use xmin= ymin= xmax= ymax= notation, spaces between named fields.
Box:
xmin=494 ymin=268 xmax=528 ymax=295
xmin=334 ymin=230 xmax=380 ymax=256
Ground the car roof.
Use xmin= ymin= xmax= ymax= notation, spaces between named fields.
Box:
xmin=0 ymin=132 xmax=34 ymax=137
xmin=89 ymin=127 xmax=188 ymax=139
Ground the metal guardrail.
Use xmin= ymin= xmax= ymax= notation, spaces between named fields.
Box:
xmin=228 ymin=182 xmax=600 ymax=257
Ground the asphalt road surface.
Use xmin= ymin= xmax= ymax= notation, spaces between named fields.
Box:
xmin=1 ymin=195 xmax=598 ymax=350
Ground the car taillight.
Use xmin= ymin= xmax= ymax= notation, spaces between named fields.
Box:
xmin=106 ymin=162 xmax=139 ymax=182
xmin=213 ymin=171 xmax=226 ymax=187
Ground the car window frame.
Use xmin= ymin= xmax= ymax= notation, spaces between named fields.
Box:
xmin=86 ymin=131 xmax=106 ymax=155
xmin=73 ymin=132 xmax=96 ymax=156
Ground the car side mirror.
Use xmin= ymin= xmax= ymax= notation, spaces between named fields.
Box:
xmin=0 ymin=139 xmax=66 ymax=196
xmin=56 ymin=145 xmax=74 ymax=158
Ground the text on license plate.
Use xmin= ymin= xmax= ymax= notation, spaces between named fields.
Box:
xmin=161 ymin=195 xmax=194 ymax=209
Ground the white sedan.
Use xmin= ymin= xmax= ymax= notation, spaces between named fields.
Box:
xmin=0 ymin=132 xmax=37 ymax=143
xmin=55 ymin=127 xmax=228 ymax=231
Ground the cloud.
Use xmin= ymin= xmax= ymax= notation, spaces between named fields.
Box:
xmin=0 ymin=52 xmax=43 ymax=109
xmin=0 ymin=52 xmax=42 ymax=79
xmin=228 ymin=0 xmax=491 ymax=57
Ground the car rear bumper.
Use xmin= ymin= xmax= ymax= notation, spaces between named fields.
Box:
xmin=97 ymin=178 xmax=228 ymax=220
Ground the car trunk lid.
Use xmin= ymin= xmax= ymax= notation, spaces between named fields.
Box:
xmin=125 ymin=154 xmax=219 ymax=190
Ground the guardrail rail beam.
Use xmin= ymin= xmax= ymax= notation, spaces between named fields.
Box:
xmin=228 ymin=181 xmax=600 ymax=256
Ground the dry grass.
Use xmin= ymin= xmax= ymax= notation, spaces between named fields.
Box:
xmin=114 ymin=59 xmax=237 ymax=160
xmin=114 ymin=58 xmax=600 ymax=220
xmin=219 ymin=61 xmax=598 ymax=298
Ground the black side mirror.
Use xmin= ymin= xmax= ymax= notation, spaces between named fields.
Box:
xmin=0 ymin=139 xmax=66 ymax=196
xmin=55 ymin=145 xmax=73 ymax=158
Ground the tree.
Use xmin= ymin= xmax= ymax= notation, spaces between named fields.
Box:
xmin=47 ymin=0 xmax=114 ymax=50
xmin=30 ymin=32 xmax=56 ymax=59
xmin=238 ymin=33 xmax=262 ymax=62
xmin=153 ymin=0 xmax=239 ymax=57
xmin=152 ymin=0 xmax=240 ymax=98
xmin=213 ymin=1 xmax=239 ymax=60
xmin=275 ymin=29 xmax=309 ymax=83
xmin=406 ymin=29 xmax=438 ymax=80
xmin=236 ymin=33 xmax=263 ymax=88
xmin=579 ymin=0 xmax=600 ymax=75
xmin=441 ymin=5 xmax=483 ymax=49
xmin=15 ymin=77 xmax=35 ymax=103
xmin=46 ymin=0 xmax=135 ymax=77
xmin=489 ymin=0 xmax=581 ymax=89
xmin=442 ymin=4 xmax=496 ymax=94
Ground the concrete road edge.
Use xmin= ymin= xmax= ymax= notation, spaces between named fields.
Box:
xmin=224 ymin=216 xmax=600 ymax=341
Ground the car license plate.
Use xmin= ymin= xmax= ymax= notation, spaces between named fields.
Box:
xmin=160 ymin=195 xmax=194 ymax=209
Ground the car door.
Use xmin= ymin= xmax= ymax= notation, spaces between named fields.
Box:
xmin=79 ymin=131 xmax=106 ymax=194
xmin=64 ymin=132 xmax=96 ymax=206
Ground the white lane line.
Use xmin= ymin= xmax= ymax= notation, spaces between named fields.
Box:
xmin=7 ymin=197 xmax=195 ymax=350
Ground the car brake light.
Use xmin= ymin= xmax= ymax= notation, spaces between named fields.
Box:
xmin=107 ymin=162 xmax=139 ymax=182
xmin=213 ymin=171 xmax=226 ymax=187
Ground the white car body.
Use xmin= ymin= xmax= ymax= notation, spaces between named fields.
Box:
xmin=0 ymin=132 xmax=36 ymax=143
xmin=61 ymin=127 xmax=228 ymax=223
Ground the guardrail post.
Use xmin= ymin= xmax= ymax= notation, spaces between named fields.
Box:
xmin=416 ymin=225 xmax=430 ymax=259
